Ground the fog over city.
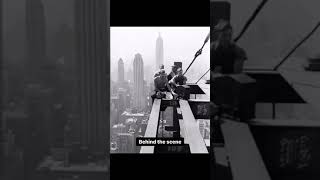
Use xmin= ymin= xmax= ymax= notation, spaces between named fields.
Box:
xmin=111 ymin=27 xmax=210 ymax=83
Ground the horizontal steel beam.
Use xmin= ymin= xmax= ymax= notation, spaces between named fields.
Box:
xmin=140 ymin=99 xmax=161 ymax=153
xmin=221 ymin=119 xmax=271 ymax=180
xmin=179 ymin=100 xmax=208 ymax=153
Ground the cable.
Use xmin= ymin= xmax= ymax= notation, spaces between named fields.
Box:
xmin=198 ymin=0 xmax=270 ymax=80
xmin=196 ymin=68 xmax=210 ymax=84
xmin=234 ymin=0 xmax=269 ymax=42
xmin=273 ymin=21 xmax=320 ymax=71
xmin=183 ymin=32 xmax=210 ymax=75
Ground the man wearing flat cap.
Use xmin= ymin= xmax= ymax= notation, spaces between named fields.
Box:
xmin=151 ymin=69 xmax=173 ymax=103
xmin=211 ymin=19 xmax=247 ymax=75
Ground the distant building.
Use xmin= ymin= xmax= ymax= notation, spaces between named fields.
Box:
xmin=155 ymin=33 xmax=164 ymax=70
xmin=110 ymin=96 xmax=120 ymax=125
xmin=133 ymin=53 xmax=146 ymax=111
xmin=26 ymin=0 xmax=47 ymax=81
xmin=117 ymin=88 xmax=127 ymax=113
xmin=118 ymin=58 xmax=125 ymax=83
xmin=116 ymin=133 xmax=135 ymax=153
xmin=74 ymin=0 xmax=109 ymax=155
xmin=35 ymin=0 xmax=110 ymax=179
xmin=120 ymin=111 xmax=148 ymax=124
xmin=126 ymin=68 xmax=133 ymax=83
xmin=111 ymin=124 xmax=126 ymax=136
xmin=36 ymin=156 xmax=108 ymax=180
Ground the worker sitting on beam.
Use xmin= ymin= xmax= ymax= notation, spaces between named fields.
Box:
xmin=211 ymin=19 xmax=247 ymax=75
xmin=152 ymin=69 xmax=176 ymax=103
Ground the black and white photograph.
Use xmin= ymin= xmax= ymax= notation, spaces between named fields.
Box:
xmin=0 ymin=0 xmax=109 ymax=180
xmin=211 ymin=0 xmax=320 ymax=179
xmin=3 ymin=0 xmax=320 ymax=179
xmin=110 ymin=27 xmax=210 ymax=154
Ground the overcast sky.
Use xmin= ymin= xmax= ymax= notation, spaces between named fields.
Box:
xmin=225 ymin=0 xmax=320 ymax=69
xmin=111 ymin=27 xmax=210 ymax=82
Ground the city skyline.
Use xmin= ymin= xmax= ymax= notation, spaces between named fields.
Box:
xmin=111 ymin=27 xmax=210 ymax=83
xmin=110 ymin=27 xmax=211 ymax=153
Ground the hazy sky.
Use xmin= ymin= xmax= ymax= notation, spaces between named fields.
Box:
xmin=225 ymin=0 xmax=320 ymax=69
xmin=111 ymin=27 xmax=210 ymax=82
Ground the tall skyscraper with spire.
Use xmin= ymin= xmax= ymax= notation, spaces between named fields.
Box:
xmin=118 ymin=58 xmax=124 ymax=83
xmin=74 ymin=0 xmax=109 ymax=155
xmin=24 ymin=1 xmax=49 ymax=179
xmin=133 ymin=53 xmax=145 ymax=111
xmin=155 ymin=33 xmax=164 ymax=70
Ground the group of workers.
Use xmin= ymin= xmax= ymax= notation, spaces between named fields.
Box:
xmin=151 ymin=19 xmax=246 ymax=103
xmin=152 ymin=64 xmax=187 ymax=101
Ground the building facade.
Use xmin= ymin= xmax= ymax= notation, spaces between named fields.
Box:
xmin=74 ymin=0 xmax=109 ymax=156
xmin=155 ymin=33 xmax=164 ymax=70
xmin=118 ymin=58 xmax=124 ymax=83
xmin=133 ymin=53 xmax=145 ymax=111
xmin=26 ymin=0 xmax=46 ymax=81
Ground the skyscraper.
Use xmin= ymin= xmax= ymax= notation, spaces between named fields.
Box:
xmin=74 ymin=0 xmax=109 ymax=155
xmin=117 ymin=88 xmax=126 ymax=113
xmin=26 ymin=0 xmax=46 ymax=80
xmin=155 ymin=33 xmax=164 ymax=70
xmin=127 ymin=68 xmax=133 ymax=83
xmin=116 ymin=133 xmax=135 ymax=153
xmin=0 ymin=0 xmax=3 ymax=167
xmin=118 ymin=58 xmax=124 ymax=83
xmin=133 ymin=53 xmax=145 ymax=111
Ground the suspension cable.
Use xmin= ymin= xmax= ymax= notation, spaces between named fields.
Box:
xmin=198 ymin=0 xmax=270 ymax=80
xmin=234 ymin=0 xmax=269 ymax=42
xmin=196 ymin=68 xmax=210 ymax=84
xmin=273 ymin=21 xmax=320 ymax=71
xmin=183 ymin=32 xmax=210 ymax=75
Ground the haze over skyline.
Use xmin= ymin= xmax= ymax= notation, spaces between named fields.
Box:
xmin=111 ymin=27 xmax=210 ymax=82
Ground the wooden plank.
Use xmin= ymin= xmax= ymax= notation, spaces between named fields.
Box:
xmin=214 ymin=147 xmax=229 ymax=167
xmin=179 ymin=120 xmax=210 ymax=147
xmin=179 ymin=100 xmax=208 ymax=153
xmin=187 ymin=99 xmax=210 ymax=103
xmin=221 ymin=119 xmax=271 ymax=180
xmin=179 ymin=120 xmax=187 ymax=144
xmin=140 ymin=99 xmax=161 ymax=153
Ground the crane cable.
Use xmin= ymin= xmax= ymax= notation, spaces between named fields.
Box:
xmin=195 ymin=69 xmax=210 ymax=84
xmin=273 ymin=21 xmax=320 ymax=71
xmin=234 ymin=0 xmax=269 ymax=42
xmin=196 ymin=0 xmax=270 ymax=83
xmin=183 ymin=32 xmax=210 ymax=76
